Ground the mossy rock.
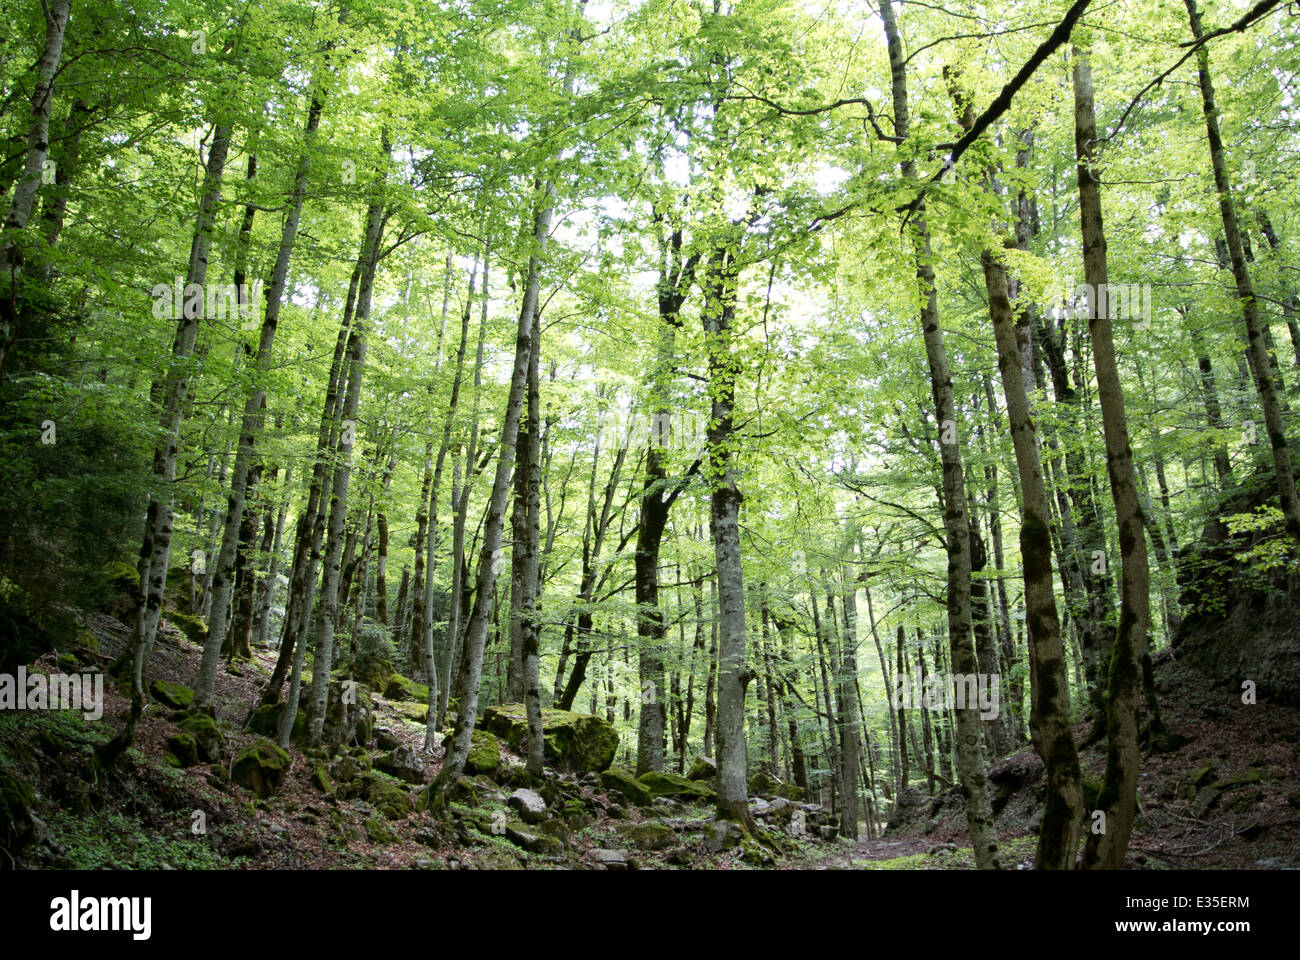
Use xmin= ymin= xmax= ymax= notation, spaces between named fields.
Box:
xmin=390 ymin=701 xmax=428 ymax=723
xmin=638 ymin=770 xmax=716 ymax=802
xmin=480 ymin=703 xmax=618 ymax=773
xmin=446 ymin=775 xmax=483 ymax=806
xmin=357 ymin=772 xmax=413 ymax=819
xmin=354 ymin=658 xmax=394 ymax=692
xmin=56 ymin=652 xmax=79 ymax=672
xmin=247 ymin=701 xmax=309 ymax=745
xmin=475 ymin=846 xmax=524 ymax=870
xmin=176 ymin=712 xmax=224 ymax=762
xmin=748 ymin=770 xmax=804 ymax=801
xmin=310 ymin=761 xmax=333 ymax=795
xmin=231 ymin=739 xmax=292 ymax=799
xmin=505 ymin=824 xmax=565 ymax=856
xmin=166 ymin=610 xmax=208 ymax=644
xmin=165 ymin=732 xmax=201 ymax=768
xmin=365 ymin=817 xmax=399 ymax=844
xmin=383 ymin=673 xmax=429 ymax=703
xmin=560 ymin=799 xmax=590 ymax=831
xmin=464 ymin=729 xmax=501 ymax=775
xmin=687 ymin=755 xmax=717 ymax=782
xmin=616 ymin=821 xmax=674 ymax=851
xmin=103 ymin=561 xmax=141 ymax=620
xmin=149 ymin=678 xmax=194 ymax=710
xmin=601 ymin=766 xmax=653 ymax=806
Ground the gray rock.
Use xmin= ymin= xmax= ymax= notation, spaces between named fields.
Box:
xmin=507 ymin=787 xmax=548 ymax=824
xmin=703 ymin=819 xmax=743 ymax=852
xmin=591 ymin=848 xmax=630 ymax=870
xmin=375 ymin=743 xmax=425 ymax=784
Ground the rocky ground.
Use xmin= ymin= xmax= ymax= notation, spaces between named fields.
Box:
xmin=3 ymin=606 xmax=1298 ymax=871
xmin=0 ymin=612 xmax=848 ymax=870
xmin=866 ymin=649 xmax=1300 ymax=870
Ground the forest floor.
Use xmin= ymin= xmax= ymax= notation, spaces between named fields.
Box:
xmin=3 ymin=609 xmax=1299 ymax=870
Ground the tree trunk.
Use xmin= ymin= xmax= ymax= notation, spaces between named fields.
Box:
xmin=1185 ymin=0 xmax=1300 ymax=543
xmin=980 ymin=243 xmax=1085 ymax=869
xmin=196 ymin=94 xmax=325 ymax=708
xmin=432 ymin=183 xmax=556 ymax=799
xmin=882 ymin=0 xmax=999 ymax=868
xmin=299 ymin=194 xmax=385 ymax=746
xmin=0 ymin=0 xmax=72 ymax=383
xmin=1073 ymin=46 xmax=1149 ymax=870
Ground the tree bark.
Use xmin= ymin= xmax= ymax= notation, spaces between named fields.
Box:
xmin=1073 ymin=46 xmax=1149 ymax=870
xmin=1185 ymin=0 xmax=1300 ymax=544
xmin=882 ymin=0 xmax=999 ymax=868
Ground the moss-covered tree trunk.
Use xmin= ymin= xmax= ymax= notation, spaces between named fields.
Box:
xmin=882 ymin=0 xmax=999 ymax=868
xmin=1073 ymin=46 xmax=1148 ymax=870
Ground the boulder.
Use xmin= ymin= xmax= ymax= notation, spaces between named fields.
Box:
xmin=1173 ymin=464 xmax=1300 ymax=704
xmin=164 ymin=732 xmax=200 ymax=768
xmin=176 ymin=712 xmax=224 ymax=763
xmin=374 ymin=726 xmax=401 ymax=751
xmin=637 ymin=770 xmax=715 ymax=803
xmin=686 ymin=755 xmax=717 ymax=782
xmin=148 ymin=678 xmax=194 ymax=710
xmin=475 ymin=847 xmax=524 ymax=870
xmin=748 ymin=770 xmax=805 ymax=801
xmin=247 ymin=701 xmax=308 ymax=745
xmin=103 ymin=561 xmax=142 ymax=622
xmin=505 ymin=824 xmax=564 ymax=856
xmin=310 ymin=761 xmax=333 ymax=794
xmin=383 ymin=674 xmax=429 ymax=703
xmin=390 ymin=701 xmax=429 ymax=722
xmin=375 ymin=744 xmax=425 ymax=784
xmin=365 ymin=818 xmax=399 ymax=844
xmin=357 ymin=772 xmax=413 ymax=820
xmin=480 ymin=703 xmax=617 ymax=773
xmin=590 ymin=848 xmax=632 ymax=870
xmin=616 ymin=821 xmax=674 ymax=851
xmin=465 ymin=729 xmax=502 ymax=775
xmin=231 ymin=740 xmax=292 ymax=798
xmin=507 ymin=788 xmax=548 ymax=824
xmin=703 ymin=819 xmax=743 ymax=853
xmin=601 ymin=766 xmax=653 ymax=806
xmin=165 ymin=611 xmax=208 ymax=645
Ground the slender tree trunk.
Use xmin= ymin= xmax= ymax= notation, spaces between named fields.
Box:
xmin=1074 ymin=47 xmax=1149 ymax=870
xmin=1185 ymin=1 xmax=1300 ymax=543
xmin=262 ymin=267 xmax=358 ymax=705
xmin=980 ymin=241 xmax=1085 ymax=869
xmin=837 ymin=568 xmax=862 ymax=839
xmin=299 ymin=194 xmax=385 ymax=746
xmin=196 ymin=95 xmax=325 ymax=707
xmin=0 ymin=0 xmax=72 ymax=383
xmin=432 ymin=184 xmax=556 ymax=799
xmin=882 ymin=0 xmax=999 ymax=868
xmin=700 ymin=239 xmax=755 ymax=828
xmin=123 ymin=124 xmax=232 ymax=701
